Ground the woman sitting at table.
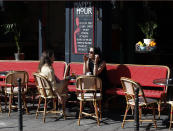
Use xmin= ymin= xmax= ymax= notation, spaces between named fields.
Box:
xmin=83 ymin=47 xmax=111 ymax=102
xmin=38 ymin=50 xmax=69 ymax=104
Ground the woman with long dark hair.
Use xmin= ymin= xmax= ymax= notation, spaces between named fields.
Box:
xmin=83 ymin=47 xmax=110 ymax=103
xmin=38 ymin=50 xmax=68 ymax=104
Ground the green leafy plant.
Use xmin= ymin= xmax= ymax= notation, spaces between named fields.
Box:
xmin=138 ymin=21 xmax=158 ymax=39
xmin=1 ymin=23 xmax=21 ymax=53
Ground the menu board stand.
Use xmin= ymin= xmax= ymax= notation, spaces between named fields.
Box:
xmin=65 ymin=1 xmax=103 ymax=63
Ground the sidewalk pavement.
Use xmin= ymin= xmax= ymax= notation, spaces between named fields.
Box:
xmin=0 ymin=102 xmax=171 ymax=131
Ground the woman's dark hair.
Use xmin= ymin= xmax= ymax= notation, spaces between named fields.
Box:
xmin=38 ymin=50 xmax=54 ymax=72
xmin=94 ymin=47 xmax=103 ymax=61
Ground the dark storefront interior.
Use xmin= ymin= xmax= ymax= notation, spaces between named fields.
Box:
xmin=104 ymin=1 xmax=173 ymax=67
xmin=0 ymin=1 xmax=173 ymax=67
xmin=0 ymin=2 xmax=39 ymax=60
xmin=0 ymin=1 xmax=65 ymax=60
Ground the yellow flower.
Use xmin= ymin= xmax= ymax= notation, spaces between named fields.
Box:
xmin=137 ymin=41 xmax=143 ymax=46
xmin=137 ymin=41 xmax=147 ymax=47
xmin=149 ymin=41 xmax=156 ymax=47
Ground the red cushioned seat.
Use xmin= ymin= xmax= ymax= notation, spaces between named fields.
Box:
xmin=143 ymin=89 xmax=165 ymax=99
xmin=67 ymin=85 xmax=77 ymax=92
xmin=105 ymin=87 xmax=166 ymax=99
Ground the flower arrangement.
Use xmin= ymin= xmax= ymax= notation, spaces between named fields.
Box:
xmin=136 ymin=40 xmax=156 ymax=52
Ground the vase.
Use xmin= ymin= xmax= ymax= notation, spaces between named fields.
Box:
xmin=143 ymin=39 xmax=154 ymax=46
xmin=14 ymin=53 xmax=24 ymax=61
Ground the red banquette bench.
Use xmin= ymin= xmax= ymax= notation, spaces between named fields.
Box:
xmin=65 ymin=62 xmax=170 ymax=116
xmin=1 ymin=60 xmax=169 ymax=115
xmin=105 ymin=64 xmax=170 ymax=117
xmin=0 ymin=60 xmax=67 ymax=82
xmin=105 ymin=64 xmax=170 ymax=98
xmin=66 ymin=62 xmax=170 ymax=96
xmin=0 ymin=60 xmax=68 ymax=106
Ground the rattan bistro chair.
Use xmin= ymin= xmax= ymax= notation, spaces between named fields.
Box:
xmin=166 ymin=101 xmax=173 ymax=130
xmin=0 ymin=95 xmax=2 ymax=112
xmin=76 ymin=75 xmax=102 ymax=126
xmin=120 ymin=77 xmax=157 ymax=128
xmin=33 ymin=73 xmax=66 ymax=123
xmin=5 ymin=71 xmax=29 ymax=116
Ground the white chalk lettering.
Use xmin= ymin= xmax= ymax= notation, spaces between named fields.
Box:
xmin=76 ymin=8 xmax=92 ymax=15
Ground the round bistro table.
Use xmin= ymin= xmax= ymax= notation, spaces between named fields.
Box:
xmin=153 ymin=78 xmax=173 ymax=129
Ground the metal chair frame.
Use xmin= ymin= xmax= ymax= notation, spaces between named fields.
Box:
xmin=76 ymin=75 xmax=102 ymax=126
xmin=33 ymin=72 xmax=66 ymax=123
xmin=5 ymin=70 xmax=29 ymax=116
xmin=120 ymin=77 xmax=157 ymax=128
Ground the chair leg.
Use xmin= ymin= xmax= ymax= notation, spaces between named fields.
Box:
xmin=78 ymin=101 xmax=83 ymax=126
xmin=98 ymin=100 xmax=102 ymax=120
xmin=122 ymin=104 xmax=130 ymax=128
xmin=22 ymin=94 xmax=29 ymax=114
xmin=152 ymin=105 xmax=157 ymax=128
xmin=43 ymin=98 xmax=47 ymax=123
xmin=139 ymin=108 xmax=142 ymax=125
xmin=169 ymin=105 xmax=173 ymax=130
xmin=36 ymin=97 xmax=42 ymax=119
xmin=53 ymin=99 xmax=59 ymax=116
xmin=57 ymin=100 xmax=60 ymax=112
xmin=53 ymin=98 xmax=56 ymax=111
xmin=8 ymin=94 xmax=13 ymax=117
xmin=1 ymin=86 xmax=6 ymax=111
xmin=0 ymin=95 xmax=2 ymax=113
xmin=4 ymin=93 xmax=7 ymax=111
xmin=32 ymin=89 xmax=36 ymax=107
xmin=158 ymin=101 xmax=161 ymax=119
xmin=62 ymin=99 xmax=66 ymax=120
xmin=94 ymin=101 xmax=100 ymax=126
xmin=131 ymin=105 xmax=134 ymax=115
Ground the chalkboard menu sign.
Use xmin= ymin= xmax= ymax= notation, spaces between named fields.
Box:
xmin=73 ymin=2 xmax=94 ymax=54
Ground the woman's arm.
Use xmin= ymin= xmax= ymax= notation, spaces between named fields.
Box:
xmin=48 ymin=67 xmax=57 ymax=86
xmin=93 ymin=61 xmax=106 ymax=76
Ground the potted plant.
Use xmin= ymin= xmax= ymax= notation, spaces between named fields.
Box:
xmin=136 ymin=40 xmax=157 ymax=52
xmin=1 ymin=23 xmax=24 ymax=60
xmin=138 ymin=21 xmax=158 ymax=46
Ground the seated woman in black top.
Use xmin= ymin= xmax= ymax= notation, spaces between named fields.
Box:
xmin=83 ymin=47 xmax=110 ymax=102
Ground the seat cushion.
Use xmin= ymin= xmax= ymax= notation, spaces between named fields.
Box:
xmin=6 ymin=87 xmax=27 ymax=94
xmin=67 ymin=85 xmax=77 ymax=92
xmin=77 ymin=93 xmax=101 ymax=101
xmin=143 ymin=89 xmax=165 ymax=99
xmin=105 ymin=87 xmax=165 ymax=99
xmin=128 ymin=97 xmax=157 ymax=106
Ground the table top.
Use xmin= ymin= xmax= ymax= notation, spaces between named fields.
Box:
xmin=153 ymin=78 xmax=173 ymax=86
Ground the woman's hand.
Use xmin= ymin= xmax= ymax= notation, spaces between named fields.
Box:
xmin=94 ymin=54 xmax=99 ymax=64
